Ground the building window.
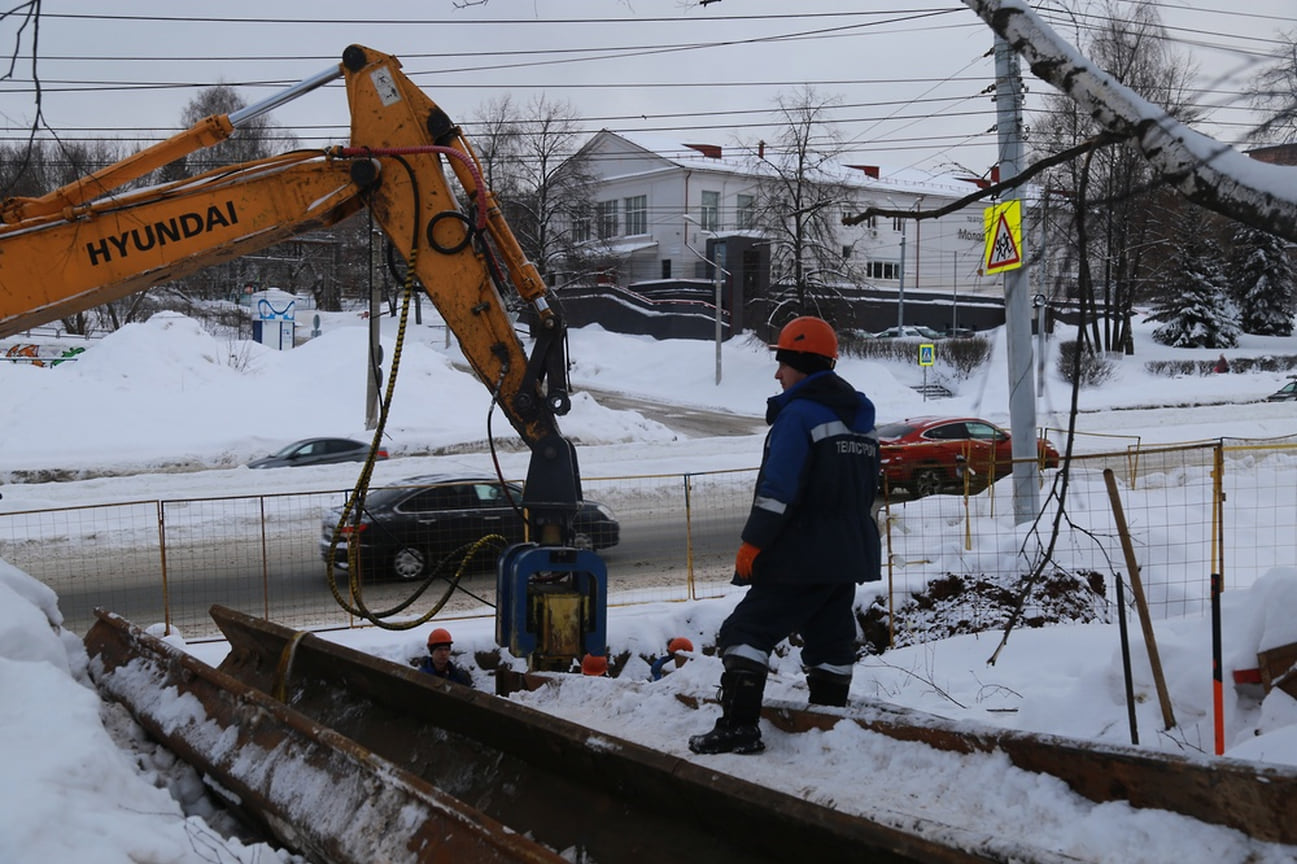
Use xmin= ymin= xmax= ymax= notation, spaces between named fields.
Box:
xmin=596 ymin=200 xmax=618 ymax=240
xmin=867 ymin=260 xmax=900 ymax=280
xmin=661 ymin=259 xmax=672 ymax=279
xmin=570 ymin=205 xmax=591 ymax=243
xmin=842 ymin=245 xmax=852 ymax=260
xmin=891 ymin=216 xmax=904 ymax=233
xmin=623 ymin=195 xmax=647 ymax=235
xmin=736 ymin=193 xmax=755 ymax=229
xmin=700 ymin=190 xmax=720 ymax=231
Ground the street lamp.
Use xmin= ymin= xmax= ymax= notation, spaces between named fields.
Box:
xmin=891 ymin=195 xmax=923 ymax=332
xmin=682 ymin=214 xmax=729 ymax=385
xmin=1033 ymin=293 xmax=1047 ymax=394
xmin=952 ymin=251 xmax=959 ymax=333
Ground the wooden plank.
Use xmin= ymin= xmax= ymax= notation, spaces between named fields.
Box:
xmin=760 ymin=698 xmax=1297 ymax=845
xmin=1259 ymin=641 xmax=1297 ymax=699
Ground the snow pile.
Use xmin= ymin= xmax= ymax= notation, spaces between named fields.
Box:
xmin=0 ymin=559 xmax=302 ymax=864
xmin=6 ymin=310 xmax=1297 ymax=860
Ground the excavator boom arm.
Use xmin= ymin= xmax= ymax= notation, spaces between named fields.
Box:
xmin=0 ymin=152 xmax=361 ymax=336
xmin=0 ymin=44 xmax=579 ymax=538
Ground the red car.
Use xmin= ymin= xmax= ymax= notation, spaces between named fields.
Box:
xmin=876 ymin=416 xmax=1060 ymax=498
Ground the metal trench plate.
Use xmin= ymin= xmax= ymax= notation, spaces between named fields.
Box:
xmin=207 ymin=605 xmax=1031 ymax=864
xmin=83 ymin=608 xmax=566 ymax=864
xmin=505 ymin=667 xmax=1297 ymax=848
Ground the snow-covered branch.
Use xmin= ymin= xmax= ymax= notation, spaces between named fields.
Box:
xmin=962 ymin=0 xmax=1297 ymax=242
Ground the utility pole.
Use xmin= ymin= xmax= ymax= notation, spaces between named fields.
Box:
xmin=682 ymin=214 xmax=727 ymax=384
xmin=952 ymin=251 xmax=959 ymax=332
xmin=995 ymin=34 xmax=1040 ymax=522
xmin=713 ymin=241 xmax=724 ymax=385
xmin=896 ymin=222 xmax=907 ymax=330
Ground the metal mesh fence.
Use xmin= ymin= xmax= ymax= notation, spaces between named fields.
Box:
xmin=1 ymin=442 xmax=1291 ymax=643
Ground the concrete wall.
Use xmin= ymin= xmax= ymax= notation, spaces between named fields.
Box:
xmin=544 ymin=281 xmax=1005 ymax=342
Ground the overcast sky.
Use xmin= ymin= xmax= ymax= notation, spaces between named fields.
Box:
xmin=1 ymin=1 xmax=1293 ymax=180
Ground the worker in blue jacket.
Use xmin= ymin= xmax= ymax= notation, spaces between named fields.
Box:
xmin=689 ymin=316 xmax=881 ymax=755
xmin=419 ymin=627 xmax=473 ymax=686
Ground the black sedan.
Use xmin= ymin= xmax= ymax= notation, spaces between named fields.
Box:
xmin=249 ymin=437 xmax=387 ymax=469
xmin=320 ymin=474 xmax=620 ymax=581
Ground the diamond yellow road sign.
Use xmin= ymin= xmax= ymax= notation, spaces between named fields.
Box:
xmin=982 ymin=200 xmax=1023 ymax=274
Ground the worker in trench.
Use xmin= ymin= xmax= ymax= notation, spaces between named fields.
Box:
xmin=420 ymin=628 xmax=473 ymax=686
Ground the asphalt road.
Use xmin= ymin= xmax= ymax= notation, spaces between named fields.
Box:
xmin=581 ymin=387 xmax=765 ymax=438
xmin=5 ymin=389 xmax=761 ymax=637
xmin=36 ymin=497 xmax=745 ymax=638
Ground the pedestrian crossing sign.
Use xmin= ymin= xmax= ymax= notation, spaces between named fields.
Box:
xmin=919 ymin=343 xmax=935 ymax=366
xmin=982 ymin=200 xmax=1023 ymax=274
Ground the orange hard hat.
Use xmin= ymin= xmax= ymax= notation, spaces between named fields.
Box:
xmin=772 ymin=316 xmax=838 ymax=360
xmin=581 ymin=653 xmax=609 ymax=676
xmin=667 ymin=637 xmax=694 ymax=654
xmin=427 ymin=627 xmax=453 ymax=648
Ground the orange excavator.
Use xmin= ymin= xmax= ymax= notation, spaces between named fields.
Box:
xmin=14 ymin=48 xmax=1297 ymax=864
xmin=0 ymin=44 xmax=604 ymax=670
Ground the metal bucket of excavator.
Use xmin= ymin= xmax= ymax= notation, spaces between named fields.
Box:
xmin=500 ymin=666 xmax=1297 ymax=849
xmin=83 ymin=608 xmax=566 ymax=864
xmin=205 ymin=605 xmax=1012 ymax=864
xmin=83 ymin=604 xmax=1297 ymax=861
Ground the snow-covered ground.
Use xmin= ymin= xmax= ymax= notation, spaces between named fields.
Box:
xmin=4 ymin=309 xmax=1297 ymax=863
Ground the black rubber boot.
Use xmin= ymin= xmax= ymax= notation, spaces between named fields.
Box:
xmin=807 ymin=668 xmax=852 ymax=708
xmin=689 ymin=656 xmax=768 ymax=754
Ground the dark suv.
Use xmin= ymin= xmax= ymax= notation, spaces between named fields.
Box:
xmin=320 ymin=474 xmax=620 ymax=581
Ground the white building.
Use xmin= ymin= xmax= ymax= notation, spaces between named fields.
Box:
xmin=557 ymin=130 xmax=1005 ymax=336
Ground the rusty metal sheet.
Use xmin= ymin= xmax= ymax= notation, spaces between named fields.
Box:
xmin=501 ymin=668 xmax=1297 ymax=847
xmin=84 ymin=608 xmax=567 ymax=864
xmin=757 ymin=700 xmax=1297 ymax=846
xmin=210 ymin=605 xmax=1050 ymax=864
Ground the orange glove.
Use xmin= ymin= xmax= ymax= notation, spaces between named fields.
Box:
xmin=734 ymin=542 xmax=761 ymax=580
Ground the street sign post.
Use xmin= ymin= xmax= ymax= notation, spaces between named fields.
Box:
xmin=919 ymin=342 xmax=936 ymax=401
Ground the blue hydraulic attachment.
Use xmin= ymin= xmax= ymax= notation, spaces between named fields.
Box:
xmin=496 ymin=542 xmax=608 ymax=672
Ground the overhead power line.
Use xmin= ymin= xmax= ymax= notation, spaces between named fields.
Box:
xmin=2 ymin=3 xmax=1289 ymax=176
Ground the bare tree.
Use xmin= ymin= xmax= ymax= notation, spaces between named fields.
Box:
xmin=962 ymin=0 xmax=1297 ymax=243
xmin=1032 ymin=1 xmax=1199 ymax=355
xmin=751 ymin=86 xmax=861 ymax=325
xmin=501 ymin=94 xmax=597 ymax=285
xmin=1251 ymin=28 xmax=1297 ymax=146
xmin=468 ymin=94 xmax=524 ymax=196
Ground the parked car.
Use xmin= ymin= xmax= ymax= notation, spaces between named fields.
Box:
xmin=876 ymin=416 xmax=1060 ymax=499
xmin=1266 ymin=378 xmax=1297 ymax=402
xmin=320 ymin=474 xmax=620 ymax=581
xmin=874 ymin=325 xmax=944 ymax=340
xmin=248 ymin=437 xmax=387 ymax=469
